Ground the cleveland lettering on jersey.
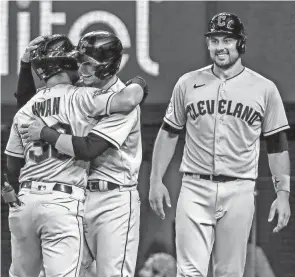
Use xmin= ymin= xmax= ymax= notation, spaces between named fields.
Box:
xmin=187 ymin=99 xmax=262 ymax=126
xmin=32 ymin=97 xmax=61 ymax=117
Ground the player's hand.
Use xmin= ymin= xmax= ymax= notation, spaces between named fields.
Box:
xmin=20 ymin=117 xmax=46 ymax=142
xmin=126 ymin=76 xmax=148 ymax=105
xmin=268 ymin=191 xmax=291 ymax=233
xmin=21 ymin=36 xmax=45 ymax=63
xmin=149 ymin=181 xmax=171 ymax=220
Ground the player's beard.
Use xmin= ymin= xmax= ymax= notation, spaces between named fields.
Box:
xmin=211 ymin=51 xmax=240 ymax=70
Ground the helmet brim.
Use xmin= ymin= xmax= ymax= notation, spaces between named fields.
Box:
xmin=204 ymin=31 xmax=242 ymax=38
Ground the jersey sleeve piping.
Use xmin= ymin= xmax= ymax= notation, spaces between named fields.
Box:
xmin=89 ymin=129 xmax=120 ymax=149
xmin=106 ymin=91 xmax=118 ymax=115
xmin=263 ymin=124 xmax=290 ymax=137
xmin=163 ymin=117 xmax=184 ymax=130
xmin=4 ymin=149 xmax=24 ymax=158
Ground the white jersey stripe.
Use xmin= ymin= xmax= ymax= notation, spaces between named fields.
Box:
xmin=4 ymin=149 xmax=24 ymax=158
xmin=164 ymin=117 xmax=184 ymax=129
xmin=106 ymin=91 xmax=118 ymax=115
xmin=263 ymin=124 xmax=290 ymax=136
xmin=90 ymin=129 xmax=120 ymax=149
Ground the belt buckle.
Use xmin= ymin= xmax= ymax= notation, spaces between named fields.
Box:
xmin=210 ymin=175 xmax=218 ymax=183
xmin=99 ymin=180 xmax=108 ymax=192
xmin=37 ymin=184 xmax=47 ymax=191
xmin=88 ymin=182 xmax=99 ymax=192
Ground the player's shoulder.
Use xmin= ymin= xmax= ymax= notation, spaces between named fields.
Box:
xmin=73 ymin=84 xmax=104 ymax=98
xmin=106 ymin=77 xmax=126 ymax=93
xmin=244 ymin=67 xmax=276 ymax=89
xmin=16 ymin=89 xmax=44 ymax=116
xmin=177 ymin=65 xmax=212 ymax=85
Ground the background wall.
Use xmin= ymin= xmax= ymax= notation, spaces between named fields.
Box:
xmin=1 ymin=1 xmax=295 ymax=277
xmin=2 ymin=1 xmax=295 ymax=104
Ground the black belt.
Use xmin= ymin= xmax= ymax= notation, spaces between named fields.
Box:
xmin=185 ymin=173 xmax=239 ymax=182
xmin=21 ymin=181 xmax=73 ymax=194
xmin=86 ymin=180 xmax=120 ymax=192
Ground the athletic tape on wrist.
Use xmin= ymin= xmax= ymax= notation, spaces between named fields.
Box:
xmin=55 ymin=134 xmax=75 ymax=157
xmin=272 ymin=175 xmax=290 ymax=193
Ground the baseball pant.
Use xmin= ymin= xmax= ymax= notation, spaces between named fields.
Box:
xmin=175 ymin=174 xmax=255 ymax=277
xmin=8 ymin=183 xmax=84 ymax=277
xmin=79 ymin=187 xmax=141 ymax=277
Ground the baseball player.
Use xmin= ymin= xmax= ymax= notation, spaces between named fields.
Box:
xmin=21 ymin=31 xmax=145 ymax=277
xmin=149 ymin=12 xmax=291 ymax=277
xmin=5 ymin=34 xmax=146 ymax=277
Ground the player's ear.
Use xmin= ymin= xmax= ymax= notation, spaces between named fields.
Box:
xmin=205 ymin=37 xmax=210 ymax=49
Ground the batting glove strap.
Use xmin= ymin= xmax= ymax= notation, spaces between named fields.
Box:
xmin=272 ymin=175 xmax=290 ymax=193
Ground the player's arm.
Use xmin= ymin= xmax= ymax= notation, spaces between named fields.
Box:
xmin=14 ymin=61 xmax=36 ymax=110
xmin=110 ymin=76 xmax=148 ymax=113
xmin=149 ymin=78 xmax=186 ymax=219
xmin=266 ymin=131 xmax=291 ymax=232
xmin=262 ymin=82 xmax=291 ymax=233
xmin=33 ymin=109 xmax=138 ymax=161
xmin=150 ymin=123 xmax=181 ymax=182
xmin=14 ymin=36 xmax=45 ymax=109
xmin=6 ymin=156 xmax=25 ymax=192
xmin=77 ymin=77 xmax=148 ymax=117
xmin=4 ymin=119 xmax=25 ymax=192
xmin=266 ymin=131 xmax=290 ymax=194
xmin=39 ymin=127 xmax=111 ymax=160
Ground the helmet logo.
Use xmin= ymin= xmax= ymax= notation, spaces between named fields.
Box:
xmin=79 ymin=41 xmax=89 ymax=54
xmin=217 ymin=15 xmax=227 ymax=27
xmin=227 ymin=20 xmax=235 ymax=30
xmin=36 ymin=68 xmax=44 ymax=74
xmin=210 ymin=23 xmax=216 ymax=32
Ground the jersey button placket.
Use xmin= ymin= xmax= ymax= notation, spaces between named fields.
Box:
xmin=214 ymin=82 xmax=226 ymax=175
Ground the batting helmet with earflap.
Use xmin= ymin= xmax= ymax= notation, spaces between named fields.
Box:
xmin=31 ymin=34 xmax=78 ymax=81
xmin=205 ymin=12 xmax=247 ymax=54
xmin=76 ymin=31 xmax=123 ymax=80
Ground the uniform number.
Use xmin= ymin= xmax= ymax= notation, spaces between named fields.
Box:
xmin=28 ymin=123 xmax=72 ymax=163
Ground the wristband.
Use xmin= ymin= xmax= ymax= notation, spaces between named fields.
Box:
xmin=55 ymin=134 xmax=75 ymax=157
xmin=40 ymin=126 xmax=60 ymax=145
xmin=272 ymin=175 xmax=290 ymax=193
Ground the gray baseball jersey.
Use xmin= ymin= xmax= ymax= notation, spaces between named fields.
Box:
xmin=5 ymin=84 xmax=116 ymax=188
xmin=88 ymin=104 xmax=142 ymax=186
xmin=79 ymin=78 xmax=142 ymax=277
xmin=164 ymin=65 xmax=289 ymax=179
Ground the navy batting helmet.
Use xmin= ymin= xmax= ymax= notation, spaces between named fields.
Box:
xmin=31 ymin=34 xmax=78 ymax=81
xmin=205 ymin=12 xmax=246 ymax=54
xmin=76 ymin=31 xmax=123 ymax=80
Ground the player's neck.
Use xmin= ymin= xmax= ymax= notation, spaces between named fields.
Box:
xmin=46 ymin=72 xmax=72 ymax=88
xmin=213 ymin=59 xmax=244 ymax=81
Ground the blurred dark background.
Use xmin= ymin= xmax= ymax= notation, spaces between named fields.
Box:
xmin=1 ymin=1 xmax=295 ymax=277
